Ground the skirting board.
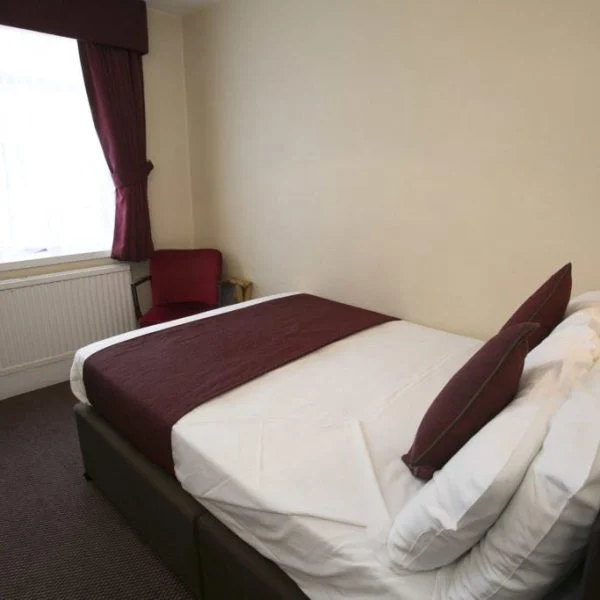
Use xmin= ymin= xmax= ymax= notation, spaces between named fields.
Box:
xmin=0 ymin=355 xmax=72 ymax=401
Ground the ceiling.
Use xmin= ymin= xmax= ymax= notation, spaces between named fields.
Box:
xmin=146 ymin=0 xmax=218 ymax=16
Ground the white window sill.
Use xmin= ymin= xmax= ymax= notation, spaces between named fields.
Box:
xmin=0 ymin=250 xmax=113 ymax=273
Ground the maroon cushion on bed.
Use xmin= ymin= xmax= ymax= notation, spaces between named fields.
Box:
xmin=500 ymin=263 xmax=572 ymax=350
xmin=402 ymin=322 xmax=538 ymax=480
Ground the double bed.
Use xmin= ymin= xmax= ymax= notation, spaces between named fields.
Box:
xmin=70 ymin=292 xmax=593 ymax=599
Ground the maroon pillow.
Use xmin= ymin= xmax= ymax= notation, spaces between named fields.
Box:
xmin=500 ymin=263 xmax=572 ymax=350
xmin=402 ymin=322 xmax=538 ymax=480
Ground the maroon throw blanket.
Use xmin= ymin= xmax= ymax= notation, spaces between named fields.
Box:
xmin=83 ymin=294 xmax=397 ymax=474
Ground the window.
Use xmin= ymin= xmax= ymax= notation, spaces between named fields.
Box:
xmin=0 ymin=25 xmax=114 ymax=267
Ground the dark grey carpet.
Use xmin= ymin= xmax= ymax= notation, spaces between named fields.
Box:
xmin=0 ymin=383 xmax=193 ymax=600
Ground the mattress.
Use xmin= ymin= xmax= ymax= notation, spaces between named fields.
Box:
xmin=72 ymin=293 xmax=483 ymax=600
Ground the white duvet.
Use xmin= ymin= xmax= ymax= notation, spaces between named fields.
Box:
xmin=71 ymin=293 xmax=483 ymax=599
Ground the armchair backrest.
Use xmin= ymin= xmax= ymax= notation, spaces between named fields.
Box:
xmin=150 ymin=249 xmax=223 ymax=307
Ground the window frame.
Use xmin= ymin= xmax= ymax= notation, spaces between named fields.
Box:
xmin=0 ymin=25 xmax=116 ymax=270
xmin=0 ymin=249 xmax=112 ymax=273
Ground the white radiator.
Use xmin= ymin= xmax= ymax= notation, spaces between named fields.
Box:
xmin=0 ymin=264 xmax=136 ymax=400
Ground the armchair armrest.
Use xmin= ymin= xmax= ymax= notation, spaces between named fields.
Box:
xmin=220 ymin=277 xmax=253 ymax=304
xmin=131 ymin=275 xmax=151 ymax=321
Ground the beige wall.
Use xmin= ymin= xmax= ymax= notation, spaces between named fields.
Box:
xmin=145 ymin=8 xmax=194 ymax=250
xmin=1 ymin=8 xmax=193 ymax=282
xmin=183 ymin=0 xmax=600 ymax=339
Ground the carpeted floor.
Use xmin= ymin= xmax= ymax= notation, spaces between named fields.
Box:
xmin=0 ymin=383 xmax=193 ymax=600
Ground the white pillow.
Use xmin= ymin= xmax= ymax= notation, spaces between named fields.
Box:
xmin=448 ymin=361 xmax=600 ymax=600
xmin=383 ymin=313 xmax=600 ymax=572
xmin=520 ymin=300 xmax=600 ymax=389
xmin=565 ymin=290 xmax=600 ymax=319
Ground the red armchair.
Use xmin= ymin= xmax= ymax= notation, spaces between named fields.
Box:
xmin=131 ymin=249 xmax=223 ymax=328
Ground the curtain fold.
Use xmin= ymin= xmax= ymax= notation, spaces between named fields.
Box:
xmin=78 ymin=41 xmax=154 ymax=262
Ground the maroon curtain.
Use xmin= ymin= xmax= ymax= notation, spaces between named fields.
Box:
xmin=78 ymin=41 xmax=154 ymax=261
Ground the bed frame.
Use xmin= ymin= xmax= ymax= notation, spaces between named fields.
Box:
xmin=74 ymin=403 xmax=308 ymax=599
xmin=74 ymin=402 xmax=588 ymax=600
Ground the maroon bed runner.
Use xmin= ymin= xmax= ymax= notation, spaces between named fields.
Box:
xmin=83 ymin=294 xmax=397 ymax=474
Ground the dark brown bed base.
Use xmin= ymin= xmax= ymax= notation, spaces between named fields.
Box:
xmin=75 ymin=402 xmax=308 ymax=600
xmin=75 ymin=402 xmax=589 ymax=600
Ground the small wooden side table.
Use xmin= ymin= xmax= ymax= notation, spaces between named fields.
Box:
xmin=222 ymin=277 xmax=253 ymax=303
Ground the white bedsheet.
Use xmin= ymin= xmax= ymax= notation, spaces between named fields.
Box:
xmin=71 ymin=293 xmax=483 ymax=600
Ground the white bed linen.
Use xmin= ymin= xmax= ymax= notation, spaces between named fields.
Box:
xmin=71 ymin=293 xmax=483 ymax=600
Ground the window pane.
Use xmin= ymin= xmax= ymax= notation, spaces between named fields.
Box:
xmin=0 ymin=25 xmax=114 ymax=262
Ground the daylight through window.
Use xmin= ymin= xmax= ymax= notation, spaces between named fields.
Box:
xmin=0 ymin=25 xmax=114 ymax=265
